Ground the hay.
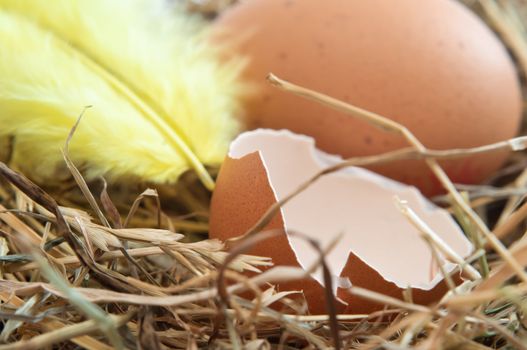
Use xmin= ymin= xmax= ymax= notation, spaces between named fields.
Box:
xmin=0 ymin=89 xmax=526 ymax=349
xmin=1 ymin=0 xmax=527 ymax=348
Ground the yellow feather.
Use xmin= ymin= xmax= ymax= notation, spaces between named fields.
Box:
xmin=0 ymin=0 xmax=245 ymax=188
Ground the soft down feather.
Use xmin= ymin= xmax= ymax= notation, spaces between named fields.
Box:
xmin=0 ymin=0 xmax=246 ymax=188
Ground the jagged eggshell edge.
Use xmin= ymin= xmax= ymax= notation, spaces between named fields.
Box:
xmin=209 ymin=129 xmax=473 ymax=314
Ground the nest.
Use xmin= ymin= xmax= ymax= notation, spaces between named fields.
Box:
xmin=1 ymin=0 xmax=527 ymax=349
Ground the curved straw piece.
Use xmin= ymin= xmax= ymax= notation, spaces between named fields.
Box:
xmin=266 ymin=73 xmax=527 ymax=284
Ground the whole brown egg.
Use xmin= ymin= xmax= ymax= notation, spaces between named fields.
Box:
xmin=212 ymin=0 xmax=522 ymax=195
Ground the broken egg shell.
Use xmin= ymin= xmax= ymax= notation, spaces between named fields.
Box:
xmin=209 ymin=129 xmax=473 ymax=314
xmin=209 ymin=153 xmax=451 ymax=314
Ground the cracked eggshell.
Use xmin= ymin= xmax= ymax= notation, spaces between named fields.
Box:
xmin=209 ymin=129 xmax=474 ymax=314
xmin=212 ymin=0 xmax=522 ymax=195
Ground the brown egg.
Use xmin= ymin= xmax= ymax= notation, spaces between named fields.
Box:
xmin=212 ymin=0 xmax=522 ymax=195
xmin=210 ymin=130 xmax=475 ymax=314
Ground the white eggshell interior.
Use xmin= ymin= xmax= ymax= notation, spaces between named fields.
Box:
xmin=229 ymin=129 xmax=473 ymax=292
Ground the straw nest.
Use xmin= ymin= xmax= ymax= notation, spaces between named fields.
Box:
xmin=1 ymin=0 xmax=527 ymax=349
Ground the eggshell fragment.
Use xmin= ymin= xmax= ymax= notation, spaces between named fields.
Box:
xmin=210 ymin=129 xmax=474 ymax=314
xmin=212 ymin=0 xmax=522 ymax=195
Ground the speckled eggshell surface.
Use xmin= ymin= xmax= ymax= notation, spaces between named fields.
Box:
xmin=212 ymin=0 xmax=522 ymax=195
